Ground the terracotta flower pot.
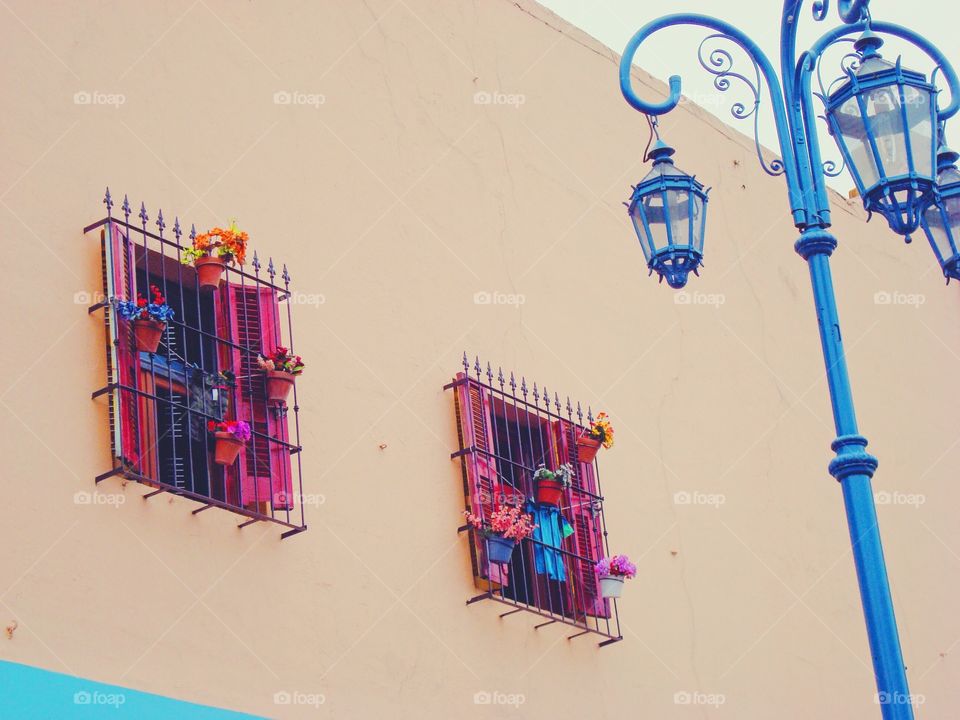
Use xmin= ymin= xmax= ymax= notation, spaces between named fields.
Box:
xmin=535 ymin=479 xmax=565 ymax=507
xmin=599 ymin=575 xmax=625 ymax=599
xmin=577 ymin=433 xmax=602 ymax=463
xmin=195 ymin=255 xmax=227 ymax=291
xmin=266 ymin=370 xmax=295 ymax=405
xmin=213 ymin=431 xmax=244 ymax=466
xmin=131 ymin=318 xmax=164 ymax=353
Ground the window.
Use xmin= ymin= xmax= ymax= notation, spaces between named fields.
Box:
xmin=447 ymin=355 xmax=622 ymax=645
xmin=88 ymin=192 xmax=306 ymax=537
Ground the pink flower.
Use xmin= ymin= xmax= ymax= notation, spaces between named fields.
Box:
xmin=596 ymin=554 xmax=636 ymax=579
xmin=463 ymin=505 xmax=536 ymax=542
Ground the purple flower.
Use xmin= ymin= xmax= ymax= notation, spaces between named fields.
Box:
xmin=228 ymin=421 xmax=251 ymax=442
xmin=595 ymin=554 xmax=636 ymax=579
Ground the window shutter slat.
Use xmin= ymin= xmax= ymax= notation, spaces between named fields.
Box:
xmin=105 ymin=223 xmax=141 ymax=472
xmin=455 ymin=373 xmax=509 ymax=588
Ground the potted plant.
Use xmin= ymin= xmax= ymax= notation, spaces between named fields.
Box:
xmin=181 ymin=219 xmax=249 ymax=291
xmin=257 ymin=347 xmax=304 ymax=405
xmin=577 ymin=412 xmax=614 ymax=463
xmin=208 ymin=420 xmax=251 ymax=466
xmin=115 ymin=285 xmax=175 ymax=353
xmin=532 ymin=463 xmax=574 ymax=507
xmin=464 ymin=505 xmax=536 ymax=565
xmin=595 ymin=554 xmax=636 ymax=599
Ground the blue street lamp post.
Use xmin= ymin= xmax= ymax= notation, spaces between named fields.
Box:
xmin=619 ymin=2 xmax=960 ymax=717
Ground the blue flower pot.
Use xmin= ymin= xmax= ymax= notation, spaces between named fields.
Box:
xmin=486 ymin=535 xmax=516 ymax=564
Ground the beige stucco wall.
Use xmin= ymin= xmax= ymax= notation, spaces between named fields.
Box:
xmin=1 ymin=1 xmax=958 ymax=717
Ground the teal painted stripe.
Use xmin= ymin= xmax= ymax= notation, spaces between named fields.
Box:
xmin=0 ymin=660 xmax=264 ymax=719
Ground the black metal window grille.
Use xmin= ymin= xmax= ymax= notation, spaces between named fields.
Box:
xmin=446 ymin=354 xmax=622 ymax=646
xmin=87 ymin=189 xmax=306 ymax=538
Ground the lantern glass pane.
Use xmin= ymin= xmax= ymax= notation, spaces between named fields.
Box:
xmin=924 ymin=203 xmax=953 ymax=261
xmin=834 ymin=96 xmax=880 ymax=190
xmin=925 ymin=166 xmax=960 ymax=262
xmin=692 ymin=194 xmax=706 ymax=253
xmin=667 ymin=189 xmax=691 ymax=248
xmin=640 ymin=192 xmax=669 ymax=252
xmin=630 ymin=205 xmax=654 ymax=262
xmin=863 ymin=84 xmax=908 ymax=178
xmin=904 ymin=85 xmax=934 ymax=177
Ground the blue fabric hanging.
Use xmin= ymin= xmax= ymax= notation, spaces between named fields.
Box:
xmin=526 ymin=502 xmax=572 ymax=582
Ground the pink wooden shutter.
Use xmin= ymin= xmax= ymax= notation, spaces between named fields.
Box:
xmin=105 ymin=222 xmax=141 ymax=473
xmin=260 ymin=289 xmax=295 ymax=510
xmin=215 ymin=282 xmax=293 ymax=511
xmin=554 ymin=419 xmax=609 ymax=618
xmin=454 ymin=373 xmax=509 ymax=588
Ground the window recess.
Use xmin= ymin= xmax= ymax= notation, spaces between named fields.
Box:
xmin=446 ymin=353 xmax=622 ymax=646
xmin=87 ymin=189 xmax=307 ymax=538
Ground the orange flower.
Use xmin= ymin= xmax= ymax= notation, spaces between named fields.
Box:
xmin=193 ymin=222 xmax=249 ymax=265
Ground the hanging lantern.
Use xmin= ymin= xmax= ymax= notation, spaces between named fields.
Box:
xmin=627 ymin=139 xmax=709 ymax=289
xmin=921 ymin=144 xmax=960 ymax=281
xmin=824 ymin=30 xmax=938 ymax=240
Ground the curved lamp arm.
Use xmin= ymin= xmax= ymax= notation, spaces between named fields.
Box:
xmin=776 ymin=1 xmax=872 ymax=225
xmin=619 ymin=13 xmax=808 ymax=226
xmin=836 ymin=0 xmax=870 ymax=22
xmin=781 ymin=1 xmax=867 ymax=97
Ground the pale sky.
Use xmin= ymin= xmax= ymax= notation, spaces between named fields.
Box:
xmin=537 ymin=0 xmax=960 ymax=191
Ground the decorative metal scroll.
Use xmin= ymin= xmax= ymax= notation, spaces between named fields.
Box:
xmin=697 ymin=33 xmax=785 ymax=176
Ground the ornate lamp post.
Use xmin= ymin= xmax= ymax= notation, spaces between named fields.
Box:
xmin=619 ymin=2 xmax=959 ymax=717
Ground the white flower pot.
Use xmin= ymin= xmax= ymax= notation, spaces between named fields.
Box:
xmin=599 ymin=575 xmax=625 ymax=599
